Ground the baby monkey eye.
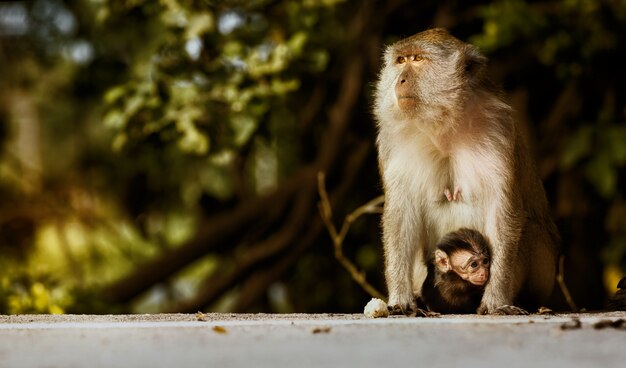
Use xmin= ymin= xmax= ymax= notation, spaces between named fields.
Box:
xmin=470 ymin=261 xmax=479 ymax=269
xmin=396 ymin=56 xmax=407 ymax=64
xmin=482 ymin=259 xmax=490 ymax=266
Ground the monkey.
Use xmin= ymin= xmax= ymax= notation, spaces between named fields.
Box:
xmin=373 ymin=28 xmax=559 ymax=315
xmin=419 ymin=228 xmax=490 ymax=314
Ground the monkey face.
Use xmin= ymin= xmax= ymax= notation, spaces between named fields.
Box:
xmin=374 ymin=28 xmax=487 ymax=132
xmin=393 ymin=54 xmax=427 ymax=110
xmin=449 ymin=251 xmax=490 ymax=286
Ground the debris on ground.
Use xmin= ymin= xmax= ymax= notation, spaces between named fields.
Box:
xmin=363 ymin=298 xmax=388 ymax=318
xmin=593 ymin=319 xmax=626 ymax=330
xmin=560 ymin=318 xmax=582 ymax=330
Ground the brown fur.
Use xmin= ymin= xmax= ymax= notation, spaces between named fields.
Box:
xmin=374 ymin=28 xmax=559 ymax=314
xmin=421 ymin=228 xmax=490 ymax=314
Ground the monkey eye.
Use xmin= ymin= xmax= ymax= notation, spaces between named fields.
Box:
xmin=396 ymin=56 xmax=407 ymax=64
xmin=482 ymin=259 xmax=490 ymax=266
xmin=410 ymin=55 xmax=423 ymax=62
xmin=470 ymin=261 xmax=479 ymax=269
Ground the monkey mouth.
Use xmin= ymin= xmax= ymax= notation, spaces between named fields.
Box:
xmin=396 ymin=96 xmax=418 ymax=108
xmin=472 ymin=277 xmax=488 ymax=286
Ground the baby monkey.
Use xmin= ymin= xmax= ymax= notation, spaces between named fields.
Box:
xmin=420 ymin=228 xmax=491 ymax=314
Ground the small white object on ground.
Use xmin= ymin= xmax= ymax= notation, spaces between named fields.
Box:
xmin=363 ymin=298 xmax=389 ymax=318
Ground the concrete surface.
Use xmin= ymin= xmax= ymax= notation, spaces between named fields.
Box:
xmin=1 ymin=312 xmax=625 ymax=368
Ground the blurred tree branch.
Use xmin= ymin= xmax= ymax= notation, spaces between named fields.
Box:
xmin=104 ymin=0 xmax=378 ymax=310
xmin=318 ymin=171 xmax=385 ymax=301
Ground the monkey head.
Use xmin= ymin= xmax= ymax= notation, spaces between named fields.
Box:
xmin=434 ymin=228 xmax=490 ymax=286
xmin=435 ymin=248 xmax=489 ymax=286
xmin=420 ymin=228 xmax=492 ymax=314
xmin=374 ymin=28 xmax=487 ymax=135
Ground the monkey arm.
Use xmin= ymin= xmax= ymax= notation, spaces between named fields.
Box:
xmin=381 ymin=192 xmax=421 ymax=312
xmin=478 ymin=174 xmax=526 ymax=314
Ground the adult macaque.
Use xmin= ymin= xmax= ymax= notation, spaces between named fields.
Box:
xmin=420 ymin=228 xmax=490 ymax=314
xmin=374 ymin=28 xmax=559 ymax=315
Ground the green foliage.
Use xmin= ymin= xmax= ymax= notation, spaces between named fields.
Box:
xmin=473 ymin=0 xmax=624 ymax=78
xmin=100 ymin=0 xmax=332 ymax=160
xmin=0 ymin=263 xmax=69 ymax=314
xmin=0 ymin=0 xmax=350 ymax=314
xmin=561 ymin=124 xmax=626 ymax=198
xmin=471 ymin=0 xmax=547 ymax=53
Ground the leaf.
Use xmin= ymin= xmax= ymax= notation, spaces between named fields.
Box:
xmin=177 ymin=119 xmax=209 ymax=155
xmin=584 ymin=156 xmax=616 ymax=198
xmin=124 ymin=94 xmax=144 ymax=117
xmin=104 ymin=85 xmax=127 ymax=104
xmin=185 ymin=12 xmax=215 ymax=39
xmin=112 ymin=133 xmax=128 ymax=152
xmin=560 ymin=126 xmax=593 ymax=169
xmin=103 ymin=110 xmax=126 ymax=129
xmin=231 ymin=114 xmax=258 ymax=147
xmin=212 ymin=326 xmax=227 ymax=334
xmin=604 ymin=126 xmax=626 ymax=165
xmin=270 ymin=78 xmax=299 ymax=94
xmin=287 ymin=31 xmax=308 ymax=54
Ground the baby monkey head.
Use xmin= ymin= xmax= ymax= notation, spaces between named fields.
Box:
xmin=435 ymin=228 xmax=491 ymax=286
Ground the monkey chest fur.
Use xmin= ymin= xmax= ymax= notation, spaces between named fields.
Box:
xmin=383 ymin=138 xmax=504 ymax=248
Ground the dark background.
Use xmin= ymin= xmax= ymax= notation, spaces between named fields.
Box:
xmin=0 ymin=0 xmax=624 ymax=314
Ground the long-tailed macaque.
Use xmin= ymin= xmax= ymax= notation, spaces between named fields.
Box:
xmin=420 ymin=228 xmax=490 ymax=314
xmin=374 ymin=28 xmax=559 ymax=315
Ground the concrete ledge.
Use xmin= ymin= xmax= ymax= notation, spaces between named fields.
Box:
xmin=1 ymin=312 xmax=625 ymax=367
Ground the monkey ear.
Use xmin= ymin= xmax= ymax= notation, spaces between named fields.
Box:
xmin=434 ymin=249 xmax=451 ymax=272
xmin=463 ymin=45 xmax=487 ymax=79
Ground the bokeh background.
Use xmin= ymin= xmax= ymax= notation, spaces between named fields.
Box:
xmin=0 ymin=0 xmax=625 ymax=314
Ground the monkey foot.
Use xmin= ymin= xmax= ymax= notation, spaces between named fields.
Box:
xmin=387 ymin=303 xmax=417 ymax=316
xmin=491 ymin=305 xmax=529 ymax=315
xmin=387 ymin=303 xmax=439 ymax=318
xmin=415 ymin=308 xmax=440 ymax=318
xmin=444 ymin=186 xmax=462 ymax=201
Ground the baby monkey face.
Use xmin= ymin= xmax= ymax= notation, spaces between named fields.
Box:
xmin=449 ymin=251 xmax=490 ymax=286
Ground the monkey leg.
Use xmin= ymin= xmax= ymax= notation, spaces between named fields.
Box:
xmin=479 ymin=220 xmax=556 ymax=314
xmin=382 ymin=204 xmax=420 ymax=313
xmin=477 ymin=235 xmax=525 ymax=314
